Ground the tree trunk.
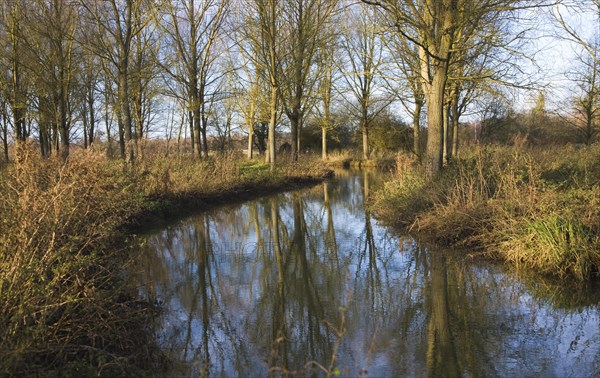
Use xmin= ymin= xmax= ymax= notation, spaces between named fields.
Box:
xmin=424 ymin=67 xmax=447 ymax=178
xmin=59 ymin=121 xmax=70 ymax=161
xmin=451 ymin=95 xmax=459 ymax=158
xmin=362 ymin=120 xmax=369 ymax=160
xmin=1 ymin=106 xmax=8 ymax=162
xmin=247 ymin=123 xmax=254 ymax=159
xmin=201 ymin=119 xmax=209 ymax=158
xmin=322 ymin=127 xmax=327 ymax=161
xmin=193 ymin=107 xmax=202 ymax=158
xmin=83 ymin=109 xmax=89 ymax=149
xmin=51 ymin=121 xmax=59 ymax=156
xmin=413 ymin=100 xmax=423 ymax=161
xmin=267 ymin=85 xmax=277 ymax=170
xmin=290 ymin=112 xmax=299 ymax=161
xmin=443 ymin=101 xmax=450 ymax=164
xmin=58 ymin=81 xmax=70 ymax=160
xmin=201 ymin=100 xmax=209 ymax=158
xmin=118 ymin=66 xmax=134 ymax=163
xmin=117 ymin=107 xmax=125 ymax=159
xmin=88 ymin=88 xmax=96 ymax=146
xmin=104 ymin=94 xmax=113 ymax=158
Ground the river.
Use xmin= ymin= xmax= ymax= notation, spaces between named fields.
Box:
xmin=133 ymin=170 xmax=600 ymax=377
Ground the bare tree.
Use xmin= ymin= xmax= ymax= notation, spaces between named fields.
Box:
xmin=383 ymin=32 xmax=425 ymax=160
xmin=26 ymin=0 xmax=79 ymax=159
xmin=339 ymin=3 xmax=390 ymax=160
xmin=158 ymin=0 xmax=229 ymax=159
xmin=554 ymin=1 xmax=600 ymax=65
xmin=363 ymin=0 xmax=547 ymax=177
xmin=315 ymin=43 xmax=338 ymax=161
xmin=0 ymin=1 xmax=28 ymax=147
xmin=277 ymin=0 xmax=338 ymax=161
xmin=80 ymin=0 xmax=152 ymax=163
xmin=242 ymin=0 xmax=285 ymax=169
xmin=563 ymin=50 xmax=600 ymax=145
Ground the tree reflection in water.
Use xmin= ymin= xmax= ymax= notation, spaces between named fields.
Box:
xmin=134 ymin=170 xmax=600 ymax=377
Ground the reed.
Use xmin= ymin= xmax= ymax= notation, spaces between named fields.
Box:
xmin=375 ymin=145 xmax=600 ymax=280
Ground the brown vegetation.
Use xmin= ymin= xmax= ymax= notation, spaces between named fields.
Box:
xmin=0 ymin=143 xmax=330 ymax=375
xmin=375 ymin=145 xmax=600 ymax=281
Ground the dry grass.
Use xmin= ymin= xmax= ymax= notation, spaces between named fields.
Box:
xmin=0 ymin=143 xmax=160 ymax=375
xmin=375 ymin=145 xmax=600 ymax=281
xmin=0 ymin=143 xmax=330 ymax=375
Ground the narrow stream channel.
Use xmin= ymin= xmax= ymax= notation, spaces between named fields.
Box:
xmin=134 ymin=170 xmax=600 ymax=377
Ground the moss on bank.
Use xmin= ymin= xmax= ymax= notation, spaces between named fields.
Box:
xmin=374 ymin=146 xmax=600 ymax=281
xmin=0 ymin=145 xmax=331 ymax=376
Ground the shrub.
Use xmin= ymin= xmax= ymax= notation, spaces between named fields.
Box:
xmin=0 ymin=144 xmax=159 ymax=374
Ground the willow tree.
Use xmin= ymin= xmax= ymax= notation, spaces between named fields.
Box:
xmin=241 ymin=0 xmax=284 ymax=169
xmin=0 ymin=1 xmax=28 ymax=146
xmin=231 ymin=3 xmax=266 ymax=160
xmin=81 ymin=0 xmax=151 ymax=163
xmin=27 ymin=0 xmax=79 ymax=159
xmin=158 ymin=0 xmax=229 ymax=159
xmin=565 ymin=51 xmax=600 ymax=145
xmin=364 ymin=0 xmax=546 ymax=177
xmin=383 ymin=33 xmax=425 ymax=161
xmin=316 ymin=45 xmax=336 ymax=161
xmin=278 ymin=0 xmax=338 ymax=161
xmin=339 ymin=3 xmax=389 ymax=161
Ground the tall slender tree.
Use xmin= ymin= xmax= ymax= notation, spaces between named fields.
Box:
xmin=158 ymin=0 xmax=229 ymax=159
xmin=340 ymin=3 xmax=390 ymax=160
xmin=81 ymin=0 xmax=151 ymax=162
xmin=277 ymin=0 xmax=338 ymax=161
xmin=27 ymin=0 xmax=79 ymax=159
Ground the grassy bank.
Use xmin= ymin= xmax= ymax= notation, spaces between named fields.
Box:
xmin=323 ymin=150 xmax=397 ymax=170
xmin=0 ymin=144 xmax=330 ymax=376
xmin=374 ymin=145 xmax=600 ymax=281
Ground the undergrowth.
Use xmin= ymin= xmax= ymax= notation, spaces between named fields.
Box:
xmin=374 ymin=145 xmax=600 ymax=281
xmin=0 ymin=143 xmax=330 ymax=376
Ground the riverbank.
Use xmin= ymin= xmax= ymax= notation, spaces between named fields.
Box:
xmin=374 ymin=145 xmax=600 ymax=281
xmin=0 ymin=145 xmax=331 ymax=376
xmin=323 ymin=152 xmax=396 ymax=170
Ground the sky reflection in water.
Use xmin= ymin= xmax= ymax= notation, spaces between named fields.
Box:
xmin=135 ymin=170 xmax=600 ymax=377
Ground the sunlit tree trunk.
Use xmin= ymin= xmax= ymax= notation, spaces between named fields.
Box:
xmin=1 ymin=101 xmax=8 ymax=162
xmin=266 ymin=85 xmax=277 ymax=169
xmin=413 ymin=99 xmax=423 ymax=160
xmin=423 ymin=63 xmax=449 ymax=177
xmin=451 ymin=93 xmax=460 ymax=158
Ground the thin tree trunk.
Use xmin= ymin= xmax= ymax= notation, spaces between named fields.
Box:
xmin=247 ymin=123 xmax=254 ymax=159
xmin=193 ymin=108 xmax=202 ymax=158
xmin=88 ymin=87 xmax=96 ymax=146
xmin=119 ymin=66 xmax=134 ymax=163
xmin=117 ymin=107 xmax=125 ymax=159
xmin=267 ymin=86 xmax=277 ymax=170
xmin=1 ymin=106 xmax=8 ymax=162
xmin=451 ymin=95 xmax=459 ymax=158
xmin=322 ymin=127 xmax=327 ymax=161
xmin=201 ymin=107 xmax=209 ymax=158
xmin=290 ymin=113 xmax=299 ymax=161
xmin=443 ymin=101 xmax=450 ymax=164
xmin=105 ymin=94 xmax=113 ymax=158
xmin=413 ymin=100 xmax=422 ymax=161
xmin=83 ymin=106 xmax=89 ymax=148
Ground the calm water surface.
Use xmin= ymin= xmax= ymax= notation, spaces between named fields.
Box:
xmin=135 ymin=170 xmax=600 ymax=377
